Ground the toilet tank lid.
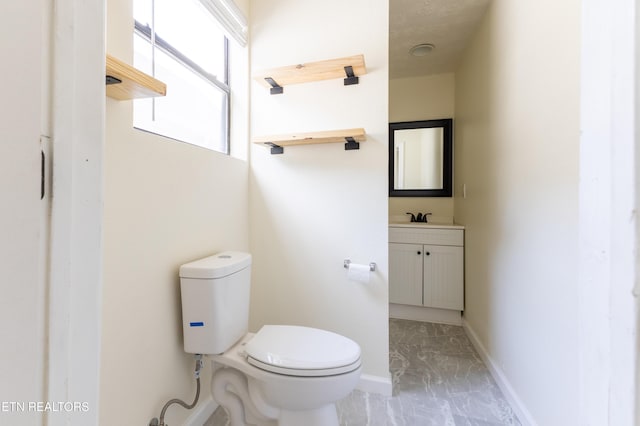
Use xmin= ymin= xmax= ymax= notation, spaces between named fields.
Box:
xmin=179 ymin=251 xmax=252 ymax=279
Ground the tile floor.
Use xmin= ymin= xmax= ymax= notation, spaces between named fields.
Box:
xmin=205 ymin=318 xmax=521 ymax=426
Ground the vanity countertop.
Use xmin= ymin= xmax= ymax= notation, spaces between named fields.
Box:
xmin=389 ymin=222 xmax=465 ymax=230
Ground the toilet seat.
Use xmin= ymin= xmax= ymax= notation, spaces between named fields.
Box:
xmin=244 ymin=325 xmax=361 ymax=377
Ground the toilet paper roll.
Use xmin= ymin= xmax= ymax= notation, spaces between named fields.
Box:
xmin=347 ymin=263 xmax=370 ymax=283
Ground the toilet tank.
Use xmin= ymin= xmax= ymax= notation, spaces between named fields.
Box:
xmin=179 ymin=251 xmax=252 ymax=354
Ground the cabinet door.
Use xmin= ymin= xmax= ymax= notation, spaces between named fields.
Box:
xmin=389 ymin=243 xmax=423 ymax=306
xmin=423 ymin=245 xmax=464 ymax=310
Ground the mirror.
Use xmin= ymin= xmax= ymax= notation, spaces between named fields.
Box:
xmin=389 ymin=119 xmax=453 ymax=197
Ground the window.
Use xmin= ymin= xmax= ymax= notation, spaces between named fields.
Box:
xmin=133 ymin=0 xmax=231 ymax=154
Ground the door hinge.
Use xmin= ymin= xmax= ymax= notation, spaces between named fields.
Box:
xmin=40 ymin=136 xmax=50 ymax=201
xmin=41 ymin=150 xmax=45 ymax=200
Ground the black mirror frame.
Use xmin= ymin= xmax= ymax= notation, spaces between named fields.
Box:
xmin=388 ymin=118 xmax=453 ymax=197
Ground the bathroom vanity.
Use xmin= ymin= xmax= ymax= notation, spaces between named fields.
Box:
xmin=389 ymin=223 xmax=464 ymax=325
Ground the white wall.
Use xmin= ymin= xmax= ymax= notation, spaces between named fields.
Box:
xmin=454 ymin=0 xmax=580 ymax=424
xmin=249 ymin=0 xmax=390 ymax=386
xmin=389 ymin=73 xmax=455 ymax=223
xmin=101 ymin=1 xmax=250 ymax=424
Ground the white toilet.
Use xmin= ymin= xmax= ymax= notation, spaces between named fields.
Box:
xmin=179 ymin=251 xmax=362 ymax=426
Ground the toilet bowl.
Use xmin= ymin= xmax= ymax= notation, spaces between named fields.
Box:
xmin=179 ymin=252 xmax=362 ymax=426
xmin=211 ymin=326 xmax=361 ymax=426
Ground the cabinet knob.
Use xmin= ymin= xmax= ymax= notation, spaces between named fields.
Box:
xmin=425 ymin=252 xmax=431 ymax=256
xmin=417 ymin=251 xmax=422 ymax=255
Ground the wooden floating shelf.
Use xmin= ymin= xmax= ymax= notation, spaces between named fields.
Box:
xmin=253 ymin=54 xmax=366 ymax=94
xmin=105 ymin=54 xmax=167 ymax=100
xmin=253 ymin=128 xmax=366 ymax=154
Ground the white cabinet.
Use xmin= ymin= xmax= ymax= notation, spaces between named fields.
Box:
xmin=389 ymin=225 xmax=464 ymax=311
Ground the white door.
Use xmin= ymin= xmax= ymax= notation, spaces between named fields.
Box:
xmin=423 ymin=244 xmax=464 ymax=310
xmin=389 ymin=243 xmax=423 ymax=306
xmin=0 ymin=1 xmax=49 ymax=424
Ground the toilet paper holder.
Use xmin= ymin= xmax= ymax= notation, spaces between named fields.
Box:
xmin=343 ymin=259 xmax=376 ymax=271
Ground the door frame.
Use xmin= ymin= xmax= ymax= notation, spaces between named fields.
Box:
xmin=47 ymin=0 xmax=104 ymax=424
xmin=578 ymin=0 xmax=639 ymax=424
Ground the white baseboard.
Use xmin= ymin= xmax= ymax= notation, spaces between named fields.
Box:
xmin=357 ymin=373 xmax=393 ymax=397
xmin=183 ymin=396 xmax=218 ymax=426
xmin=390 ymin=303 xmax=462 ymax=325
xmin=462 ymin=319 xmax=536 ymax=426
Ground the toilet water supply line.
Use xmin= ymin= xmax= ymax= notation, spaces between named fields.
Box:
xmin=149 ymin=354 xmax=203 ymax=426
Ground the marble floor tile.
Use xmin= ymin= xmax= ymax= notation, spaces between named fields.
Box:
xmin=204 ymin=319 xmax=521 ymax=426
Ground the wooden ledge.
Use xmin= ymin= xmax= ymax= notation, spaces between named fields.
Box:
xmin=253 ymin=55 xmax=366 ymax=92
xmin=253 ymin=128 xmax=366 ymax=154
xmin=106 ymin=54 xmax=167 ymax=100
xmin=253 ymin=128 xmax=366 ymax=146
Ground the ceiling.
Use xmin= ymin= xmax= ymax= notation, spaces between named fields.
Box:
xmin=389 ymin=0 xmax=491 ymax=79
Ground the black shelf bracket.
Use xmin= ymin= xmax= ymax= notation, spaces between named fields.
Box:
xmin=106 ymin=75 xmax=122 ymax=85
xmin=344 ymin=137 xmax=360 ymax=150
xmin=343 ymin=66 xmax=359 ymax=86
xmin=264 ymin=77 xmax=284 ymax=95
xmin=265 ymin=142 xmax=284 ymax=155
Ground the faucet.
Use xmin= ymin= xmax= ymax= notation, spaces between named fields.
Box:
xmin=406 ymin=212 xmax=432 ymax=222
